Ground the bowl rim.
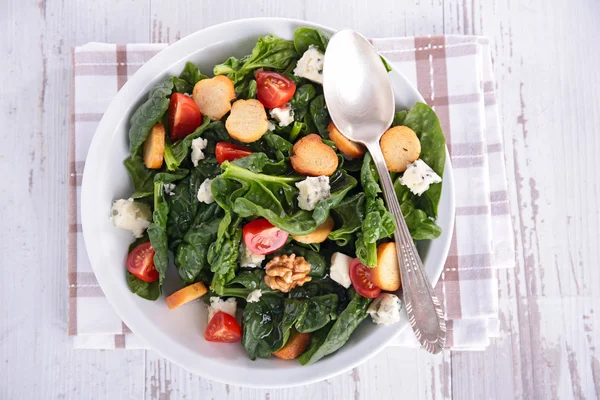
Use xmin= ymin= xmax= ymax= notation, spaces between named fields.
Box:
xmin=81 ymin=17 xmax=455 ymax=388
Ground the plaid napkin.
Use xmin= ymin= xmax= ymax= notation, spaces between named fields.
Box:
xmin=68 ymin=36 xmax=514 ymax=350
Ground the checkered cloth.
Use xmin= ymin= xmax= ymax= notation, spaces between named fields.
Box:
xmin=68 ymin=36 xmax=514 ymax=350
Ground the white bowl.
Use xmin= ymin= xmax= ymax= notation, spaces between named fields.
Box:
xmin=81 ymin=18 xmax=455 ymax=388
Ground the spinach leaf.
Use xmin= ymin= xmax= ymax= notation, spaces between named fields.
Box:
xmin=174 ymin=207 xmax=221 ymax=284
xmin=218 ymin=163 xmax=356 ymax=236
xmin=356 ymin=153 xmax=395 ymax=267
xmin=295 ymin=294 xmax=338 ymax=333
xmin=235 ymin=78 xmax=258 ymax=99
xmin=154 ymin=168 xmax=188 ymax=184
xmin=126 ymin=271 xmax=161 ymax=300
xmin=401 ymin=102 xmax=446 ymax=218
xmin=242 ymin=293 xmax=285 ymax=360
xmin=297 ymin=293 xmax=371 ymax=365
xmin=146 ymin=182 xmax=169 ymax=285
xmin=296 ymin=322 xmax=333 ymax=362
xmin=290 ymin=278 xmax=350 ymax=315
xmin=128 ymin=78 xmax=173 ymax=155
xmin=232 ymin=152 xmax=289 ymax=175
xmin=401 ymin=200 xmax=442 ymax=240
xmin=274 ymin=244 xmax=326 ymax=278
xmin=328 ymin=192 xmax=365 ymax=246
xmin=293 ymin=27 xmax=329 ymax=54
xmin=290 ymin=84 xmax=317 ymax=121
xmin=124 ymin=156 xmax=156 ymax=193
xmin=392 ymin=110 xmax=408 ymax=127
xmin=163 ymin=116 xmax=211 ymax=171
xmin=308 ymin=95 xmax=331 ymax=138
xmin=214 ymin=35 xmax=299 ymax=84
xmin=208 ymin=224 xmax=242 ymax=294
xmin=166 ymin=166 xmax=209 ymax=248
xmin=216 ymin=269 xmax=274 ymax=298
xmin=380 ymin=55 xmax=393 ymax=73
xmin=179 ymin=62 xmax=208 ymax=88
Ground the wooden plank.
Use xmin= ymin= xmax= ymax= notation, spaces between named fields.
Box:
xmin=446 ymin=0 xmax=600 ymax=398
xmin=0 ymin=0 xmax=150 ymax=399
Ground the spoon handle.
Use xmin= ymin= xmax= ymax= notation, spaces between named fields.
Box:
xmin=367 ymin=144 xmax=446 ymax=354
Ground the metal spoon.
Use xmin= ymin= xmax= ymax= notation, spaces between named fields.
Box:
xmin=323 ymin=30 xmax=446 ymax=354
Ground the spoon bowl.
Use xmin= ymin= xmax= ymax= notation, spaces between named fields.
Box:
xmin=323 ymin=30 xmax=395 ymax=144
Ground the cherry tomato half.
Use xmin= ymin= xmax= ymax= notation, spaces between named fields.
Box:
xmin=169 ymin=93 xmax=202 ymax=141
xmin=256 ymin=71 xmax=296 ymax=109
xmin=243 ymin=218 xmax=289 ymax=255
xmin=349 ymin=258 xmax=382 ymax=299
xmin=126 ymin=242 xmax=159 ymax=283
xmin=205 ymin=311 xmax=242 ymax=343
xmin=215 ymin=142 xmax=253 ymax=164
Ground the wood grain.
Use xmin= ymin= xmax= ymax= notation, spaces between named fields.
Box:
xmin=1 ymin=0 xmax=599 ymax=398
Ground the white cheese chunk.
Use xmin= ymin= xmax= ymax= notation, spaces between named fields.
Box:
xmin=269 ymin=104 xmax=294 ymax=127
xmin=190 ymin=137 xmax=208 ymax=167
xmin=110 ymin=198 xmax=152 ymax=238
xmin=399 ymin=159 xmax=442 ymax=196
xmin=293 ymin=45 xmax=324 ymax=84
xmin=295 ymin=176 xmax=330 ymax=211
xmin=246 ymin=289 xmax=263 ymax=303
xmin=268 ymin=120 xmax=276 ymax=131
xmin=164 ymin=183 xmax=176 ymax=196
xmin=207 ymin=297 xmax=237 ymax=322
xmin=367 ymin=293 xmax=402 ymax=325
xmin=239 ymin=243 xmax=265 ymax=269
xmin=330 ymin=252 xmax=353 ymax=289
xmin=197 ymin=178 xmax=214 ymax=204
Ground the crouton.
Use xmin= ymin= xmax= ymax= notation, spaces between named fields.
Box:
xmin=192 ymin=76 xmax=236 ymax=121
xmin=370 ymin=242 xmax=401 ymax=291
xmin=273 ymin=329 xmax=312 ymax=360
xmin=379 ymin=126 xmax=421 ymax=172
xmin=165 ymin=282 xmax=208 ymax=310
xmin=290 ymin=134 xmax=338 ymax=176
xmin=143 ymin=123 xmax=165 ymax=169
xmin=293 ymin=216 xmax=334 ymax=244
xmin=327 ymin=122 xmax=366 ymax=159
xmin=225 ymin=99 xmax=269 ymax=143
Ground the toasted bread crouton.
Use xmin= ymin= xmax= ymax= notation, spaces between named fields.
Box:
xmin=293 ymin=216 xmax=334 ymax=244
xmin=273 ymin=329 xmax=312 ymax=360
xmin=192 ymin=76 xmax=236 ymax=121
xmin=143 ymin=123 xmax=165 ymax=169
xmin=225 ymin=99 xmax=269 ymax=143
xmin=379 ymin=126 xmax=421 ymax=172
xmin=327 ymin=122 xmax=366 ymax=159
xmin=371 ymin=242 xmax=401 ymax=291
xmin=291 ymin=134 xmax=338 ymax=176
xmin=165 ymin=282 xmax=208 ymax=310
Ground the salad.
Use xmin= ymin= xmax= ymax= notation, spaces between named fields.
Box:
xmin=111 ymin=27 xmax=445 ymax=364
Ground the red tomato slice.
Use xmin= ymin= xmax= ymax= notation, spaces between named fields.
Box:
xmin=126 ymin=242 xmax=159 ymax=283
xmin=243 ymin=218 xmax=289 ymax=255
xmin=349 ymin=258 xmax=382 ymax=299
xmin=169 ymin=93 xmax=202 ymax=141
xmin=256 ymin=71 xmax=296 ymax=109
xmin=215 ymin=142 xmax=253 ymax=164
xmin=205 ymin=311 xmax=242 ymax=343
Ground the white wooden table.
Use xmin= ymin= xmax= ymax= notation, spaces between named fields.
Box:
xmin=2 ymin=0 xmax=599 ymax=398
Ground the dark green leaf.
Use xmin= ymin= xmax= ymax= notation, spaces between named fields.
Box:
xmin=124 ymin=155 xmax=156 ymax=193
xmin=293 ymin=27 xmax=329 ymax=54
xmin=290 ymin=84 xmax=317 ymax=121
xmin=329 ymin=192 xmax=365 ymax=246
xmin=242 ymin=293 xmax=285 ymax=360
xmin=308 ymin=95 xmax=331 ymax=138
xmin=128 ymin=78 xmax=173 ymax=155
xmin=147 ymin=182 xmax=169 ymax=285
xmin=297 ymin=293 xmax=371 ymax=365
xmin=126 ymin=271 xmax=161 ymax=300
xmin=179 ymin=62 xmax=208 ymax=88
xmin=163 ymin=116 xmax=211 ymax=171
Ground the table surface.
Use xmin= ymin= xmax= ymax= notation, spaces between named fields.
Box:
xmin=1 ymin=0 xmax=599 ymax=398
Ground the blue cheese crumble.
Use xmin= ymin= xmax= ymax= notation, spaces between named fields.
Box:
xmin=399 ymin=159 xmax=442 ymax=196
xmin=295 ymin=176 xmax=331 ymax=211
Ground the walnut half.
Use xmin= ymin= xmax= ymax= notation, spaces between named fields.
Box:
xmin=264 ymin=254 xmax=312 ymax=293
